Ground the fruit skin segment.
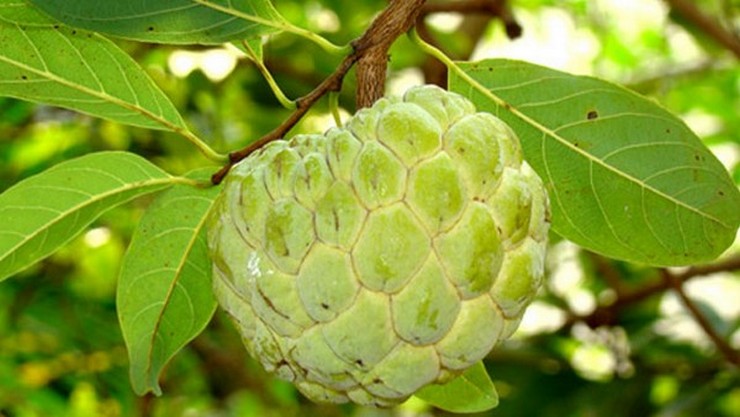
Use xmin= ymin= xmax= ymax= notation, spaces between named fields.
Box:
xmin=207 ymin=85 xmax=550 ymax=406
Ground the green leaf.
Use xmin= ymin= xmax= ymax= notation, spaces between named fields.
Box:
xmin=117 ymin=169 xmax=220 ymax=396
xmin=0 ymin=3 xmax=189 ymax=131
xmin=234 ymin=38 xmax=264 ymax=64
xmin=449 ymin=59 xmax=740 ymax=266
xmin=27 ymin=0 xmax=286 ymax=45
xmin=0 ymin=0 xmax=55 ymax=25
xmin=0 ymin=152 xmax=174 ymax=282
xmin=415 ymin=362 xmax=499 ymax=413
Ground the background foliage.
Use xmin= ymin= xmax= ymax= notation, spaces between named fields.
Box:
xmin=1 ymin=0 xmax=739 ymax=416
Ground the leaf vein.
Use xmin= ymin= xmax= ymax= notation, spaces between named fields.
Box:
xmin=589 ymin=161 xmax=634 ymax=253
xmin=0 ymin=176 xmax=173 ymax=267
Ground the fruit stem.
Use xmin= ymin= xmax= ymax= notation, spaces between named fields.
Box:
xmin=210 ymin=0 xmax=425 ymax=184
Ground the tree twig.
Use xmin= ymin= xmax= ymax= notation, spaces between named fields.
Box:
xmin=663 ymin=0 xmax=740 ymax=59
xmin=420 ymin=0 xmax=521 ymax=39
xmin=661 ymin=269 xmax=740 ymax=366
xmin=211 ymin=0 xmax=427 ymax=184
xmin=608 ymin=254 xmax=740 ymax=307
xmin=567 ymin=253 xmax=740 ymax=331
xmin=211 ymin=55 xmax=354 ymax=184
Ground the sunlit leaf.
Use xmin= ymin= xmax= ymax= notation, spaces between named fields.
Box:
xmin=415 ymin=362 xmax=499 ymax=413
xmin=450 ymin=59 xmax=740 ymax=266
xmin=0 ymin=152 xmax=174 ymax=282
xmin=117 ymin=169 xmax=220 ymax=396
xmin=27 ymin=0 xmax=287 ymax=45
xmin=0 ymin=2 xmax=189 ymax=131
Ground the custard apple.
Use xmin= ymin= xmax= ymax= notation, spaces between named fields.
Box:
xmin=207 ymin=85 xmax=549 ymax=406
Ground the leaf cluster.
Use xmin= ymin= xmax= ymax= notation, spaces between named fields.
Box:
xmin=0 ymin=0 xmax=738 ymax=415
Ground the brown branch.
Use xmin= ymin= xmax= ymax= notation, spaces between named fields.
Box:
xmin=211 ymin=56 xmax=353 ymax=184
xmin=420 ymin=0 xmax=505 ymax=15
xmin=607 ymin=255 xmax=740 ymax=307
xmin=664 ymin=0 xmax=740 ymax=59
xmin=589 ymin=252 xmax=628 ymax=296
xmin=662 ymin=269 xmax=740 ymax=366
xmin=211 ymin=0 xmax=426 ymax=184
xmin=674 ymin=254 xmax=740 ymax=279
xmin=353 ymin=0 xmax=427 ymax=108
xmin=568 ymin=253 xmax=740 ymax=330
xmin=420 ymin=0 xmax=521 ymax=39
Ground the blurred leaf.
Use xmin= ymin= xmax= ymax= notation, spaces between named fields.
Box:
xmin=117 ymin=169 xmax=219 ymax=396
xmin=450 ymin=59 xmax=740 ymax=266
xmin=27 ymin=0 xmax=286 ymax=45
xmin=0 ymin=3 xmax=189 ymax=131
xmin=414 ymin=361 xmax=498 ymax=413
xmin=62 ymin=231 xmax=124 ymax=301
xmin=0 ymin=151 xmax=174 ymax=282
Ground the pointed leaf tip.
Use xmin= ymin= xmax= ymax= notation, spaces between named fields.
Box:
xmin=118 ymin=169 xmax=220 ymax=396
xmin=415 ymin=362 xmax=499 ymax=413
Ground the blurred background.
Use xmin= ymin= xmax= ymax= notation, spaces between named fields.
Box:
xmin=1 ymin=0 xmax=738 ymax=416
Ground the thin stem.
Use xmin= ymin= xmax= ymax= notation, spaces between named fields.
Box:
xmin=242 ymin=41 xmax=296 ymax=109
xmin=284 ymin=24 xmax=351 ymax=56
xmin=408 ymin=27 xmax=504 ymax=103
xmin=192 ymin=0 xmax=350 ymax=56
xmin=177 ymin=128 xmax=230 ymax=163
xmin=408 ymin=27 xmax=454 ymax=65
xmin=620 ymin=254 xmax=740 ymax=306
xmin=564 ymin=253 xmax=740 ymax=338
xmin=212 ymin=0 xmax=427 ymax=184
xmin=210 ymin=52 xmax=356 ymax=184
xmin=662 ymin=269 xmax=740 ymax=366
xmin=171 ymin=176 xmax=215 ymax=189
xmin=328 ymin=91 xmax=342 ymax=127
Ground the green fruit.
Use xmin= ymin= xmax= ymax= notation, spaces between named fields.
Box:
xmin=207 ymin=85 xmax=549 ymax=406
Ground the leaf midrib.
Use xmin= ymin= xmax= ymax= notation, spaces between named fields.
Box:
xmin=461 ymin=64 xmax=732 ymax=230
xmin=53 ymin=3 xmax=201 ymax=22
xmin=0 ymin=26 xmax=186 ymax=131
xmin=145 ymin=194 xmax=217 ymax=381
xmin=0 ymin=176 xmax=175 ymax=267
xmin=191 ymin=0 xmax=287 ymax=31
